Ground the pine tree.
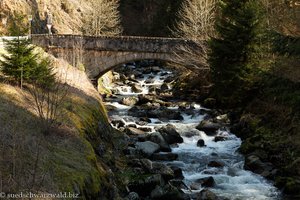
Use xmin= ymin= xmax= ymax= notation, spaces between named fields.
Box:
xmin=209 ymin=0 xmax=265 ymax=104
xmin=0 ymin=14 xmax=54 ymax=89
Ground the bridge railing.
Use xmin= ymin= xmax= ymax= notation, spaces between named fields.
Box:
xmin=31 ymin=34 xmax=199 ymax=53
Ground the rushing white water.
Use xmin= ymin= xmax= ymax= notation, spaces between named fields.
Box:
xmin=104 ymin=63 xmax=281 ymax=200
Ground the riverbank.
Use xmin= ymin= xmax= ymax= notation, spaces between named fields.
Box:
xmin=0 ymin=55 xmax=126 ymax=199
xmin=230 ymin=74 xmax=300 ymax=199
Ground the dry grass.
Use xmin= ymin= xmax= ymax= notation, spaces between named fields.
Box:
xmin=0 ymin=52 xmax=111 ymax=197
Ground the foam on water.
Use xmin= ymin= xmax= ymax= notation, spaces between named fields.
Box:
xmin=105 ymin=65 xmax=281 ymax=200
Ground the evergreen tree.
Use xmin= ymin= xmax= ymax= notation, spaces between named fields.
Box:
xmin=209 ymin=0 xmax=265 ymax=104
xmin=0 ymin=14 xmax=54 ymax=88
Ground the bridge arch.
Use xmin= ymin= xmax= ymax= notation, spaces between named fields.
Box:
xmin=31 ymin=34 xmax=197 ymax=79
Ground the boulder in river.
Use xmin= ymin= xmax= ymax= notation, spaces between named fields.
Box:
xmin=196 ymin=120 xmax=222 ymax=135
xmin=169 ymin=166 xmax=184 ymax=180
xmin=125 ymin=192 xmax=140 ymax=200
xmin=214 ymin=135 xmax=228 ymax=142
xmin=111 ymin=119 xmax=125 ymax=128
xmin=197 ymin=139 xmax=205 ymax=147
xmin=128 ymin=174 xmax=162 ymax=197
xmin=135 ymin=141 xmax=160 ymax=157
xmin=195 ymin=189 xmax=219 ymax=200
xmin=121 ymin=96 xmax=139 ymax=106
xmin=158 ymin=124 xmax=184 ymax=144
xmin=152 ymin=153 xmax=178 ymax=161
xmin=150 ymin=184 xmax=188 ymax=200
xmin=196 ymin=176 xmax=216 ymax=187
xmin=160 ymin=83 xmax=169 ymax=92
xmin=245 ymin=155 xmax=275 ymax=178
xmin=208 ymin=161 xmax=225 ymax=168
xmin=126 ymin=127 xmax=146 ymax=136
xmin=151 ymin=162 xmax=175 ymax=182
xmin=146 ymin=132 xmax=171 ymax=152
xmin=131 ymin=84 xmax=143 ymax=93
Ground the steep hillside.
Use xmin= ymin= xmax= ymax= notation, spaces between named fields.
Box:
xmin=0 ymin=0 xmax=93 ymax=34
xmin=0 ymin=50 xmax=126 ymax=199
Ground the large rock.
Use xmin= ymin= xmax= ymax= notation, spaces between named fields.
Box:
xmin=125 ymin=192 xmax=140 ymax=200
xmin=152 ymin=153 xmax=178 ymax=161
xmin=135 ymin=141 xmax=160 ymax=157
xmin=121 ymin=96 xmax=139 ymax=106
xmin=137 ymin=94 xmax=156 ymax=104
xmin=126 ymin=127 xmax=146 ymax=136
xmin=158 ymin=124 xmax=183 ymax=144
xmin=128 ymin=174 xmax=162 ymax=197
xmin=196 ymin=120 xmax=222 ymax=135
xmin=111 ymin=119 xmax=125 ymax=128
xmin=169 ymin=166 xmax=184 ymax=180
xmin=195 ymin=189 xmax=219 ymax=200
xmin=132 ymin=84 xmax=143 ymax=93
xmin=160 ymin=83 xmax=169 ymax=92
xmin=197 ymin=139 xmax=205 ymax=147
xmin=151 ymin=162 xmax=175 ymax=182
xmin=208 ymin=161 xmax=225 ymax=168
xmin=245 ymin=155 xmax=275 ymax=178
xmin=146 ymin=132 xmax=171 ymax=152
xmin=148 ymin=108 xmax=183 ymax=121
xmin=150 ymin=184 xmax=188 ymax=200
xmin=196 ymin=176 xmax=215 ymax=187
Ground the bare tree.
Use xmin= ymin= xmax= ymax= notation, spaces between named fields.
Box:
xmin=175 ymin=0 xmax=217 ymax=40
xmin=82 ymin=0 xmax=123 ymax=36
xmin=173 ymin=0 xmax=216 ymax=74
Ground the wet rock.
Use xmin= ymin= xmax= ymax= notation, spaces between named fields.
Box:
xmin=128 ymin=106 xmax=150 ymax=118
xmin=105 ymin=104 xmax=118 ymax=111
xmin=151 ymin=162 xmax=175 ymax=181
xmin=208 ymin=161 xmax=225 ymax=168
xmin=197 ymin=139 xmax=205 ymax=147
xmin=150 ymin=184 xmax=188 ymax=200
xmin=121 ymin=96 xmax=139 ymax=106
xmin=126 ymin=127 xmax=146 ymax=135
xmin=139 ymin=117 xmax=152 ymax=123
xmin=169 ymin=179 xmax=189 ymax=190
xmin=195 ymin=189 xmax=218 ymax=200
xmin=183 ymin=130 xmax=200 ymax=138
xmin=214 ymin=114 xmax=230 ymax=125
xmin=245 ymin=155 xmax=275 ymax=178
xmin=146 ymin=132 xmax=171 ymax=152
xmin=196 ymin=120 xmax=222 ymax=135
xmin=152 ymin=153 xmax=178 ymax=161
xmin=160 ymin=83 xmax=169 ymax=92
xmin=138 ymin=127 xmax=152 ymax=132
xmin=135 ymin=141 xmax=160 ymax=157
xmin=169 ymin=166 xmax=184 ymax=180
xmin=158 ymin=124 xmax=184 ymax=144
xmin=111 ymin=119 xmax=125 ymax=128
xmin=137 ymin=94 xmax=156 ymax=104
xmin=131 ymin=84 xmax=143 ymax=93
xmin=136 ymin=120 xmax=148 ymax=126
xmin=151 ymin=66 xmax=161 ymax=73
xmin=149 ymin=108 xmax=183 ymax=121
xmin=214 ymin=136 xmax=228 ymax=142
xmin=125 ymin=192 xmax=140 ymax=200
xmin=190 ymin=182 xmax=201 ymax=190
xmin=128 ymin=174 xmax=162 ymax=197
xmin=127 ymin=124 xmax=138 ymax=128
xmin=196 ymin=176 xmax=215 ymax=187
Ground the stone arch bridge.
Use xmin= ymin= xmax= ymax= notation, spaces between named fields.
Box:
xmin=31 ymin=34 xmax=196 ymax=79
